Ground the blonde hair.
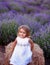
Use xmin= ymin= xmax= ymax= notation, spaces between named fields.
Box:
xmin=17 ymin=25 xmax=30 ymax=37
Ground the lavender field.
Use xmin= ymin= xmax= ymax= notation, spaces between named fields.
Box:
xmin=0 ymin=0 xmax=50 ymax=65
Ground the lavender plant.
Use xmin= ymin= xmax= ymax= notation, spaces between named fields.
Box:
xmin=33 ymin=13 xmax=50 ymax=25
xmin=32 ymin=22 xmax=50 ymax=57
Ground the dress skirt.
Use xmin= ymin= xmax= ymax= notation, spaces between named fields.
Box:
xmin=10 ymin=44 xmax=32 ymax=65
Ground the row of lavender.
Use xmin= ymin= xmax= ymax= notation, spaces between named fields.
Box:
xmin=0 ymin=1 xmax=50 ymax=14
xmin=0 ymin=11 xmax=50 ymax=57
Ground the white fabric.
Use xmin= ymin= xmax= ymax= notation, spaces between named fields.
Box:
xmin=10 ymin=36 xmax=32 ymax=65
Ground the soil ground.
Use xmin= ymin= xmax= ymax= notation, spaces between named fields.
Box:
xmin=45 ymin=58 xmax=50 ymax=65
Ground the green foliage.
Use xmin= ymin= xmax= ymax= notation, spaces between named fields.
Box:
xmin=9 ymin=2 xmax=22 ymax=12
xmin=0 ymin=22 xmax=18 ymax=45
xmin=29 ymin=0 xmax=41 ymax=5
xmin=0 ymin=8 xmax=9 ymax=13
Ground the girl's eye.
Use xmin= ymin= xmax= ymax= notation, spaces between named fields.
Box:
xmin=23 ymin=32 xmax=26 ymax=34
xmin=19 ymin=30 xmax=22 ymax=33
xmin=20 ymin=31 xmax=26 ymax=34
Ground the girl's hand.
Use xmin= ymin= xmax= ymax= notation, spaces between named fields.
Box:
xmin=29 ymin=39 xmax=34 ymax=51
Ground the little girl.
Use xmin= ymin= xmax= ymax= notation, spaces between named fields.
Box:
xmin=10 ymin=25 xmax=34 ymax=65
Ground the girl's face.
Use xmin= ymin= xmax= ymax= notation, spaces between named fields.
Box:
xmin=18 ymin=28 xmax=26 ymax=38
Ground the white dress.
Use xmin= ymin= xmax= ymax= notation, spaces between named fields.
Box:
xmin=10 ymin=36 xmax=32 ymax=65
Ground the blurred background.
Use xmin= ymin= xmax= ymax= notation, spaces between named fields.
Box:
xmin=0 ymin=0 xmax=50 ymax=65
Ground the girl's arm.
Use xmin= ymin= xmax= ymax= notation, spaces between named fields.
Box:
xmin=29 ymin=39 xmax=34 ymax=51
xmin=11 ymin=38 xmax=17 ymax=53
xmin=13 ymin=38 xmax=17 ymax=48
